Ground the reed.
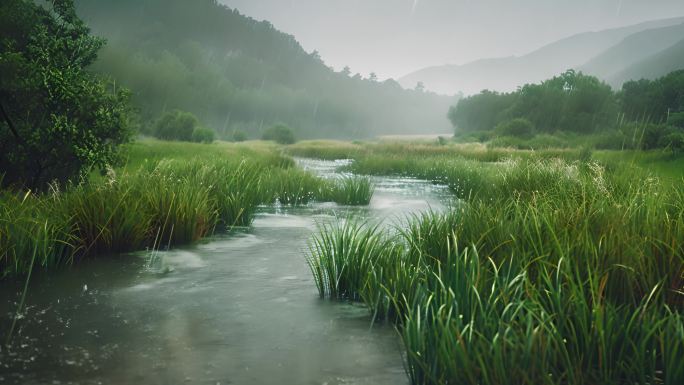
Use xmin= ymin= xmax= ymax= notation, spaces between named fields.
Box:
xmin=0 ymin=140 xmax=375 ymax=277
xmin=305 ymin=152 xmax=684 ymax=384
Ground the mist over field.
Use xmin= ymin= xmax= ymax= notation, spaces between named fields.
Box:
xmin=220 ymin=0 xmax=684 ymax=80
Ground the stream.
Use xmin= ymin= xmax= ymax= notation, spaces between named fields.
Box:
xmin=0 ymin=159 xmax=452 ymax=385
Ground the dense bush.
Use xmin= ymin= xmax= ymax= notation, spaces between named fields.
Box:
xmin=232 ymin=130 xmax=248 ymax=142
xmin=153 ymin=110 xmax=199 ymax=141
xmin=640 ymin=124 xmax=673 ymax=150
xmin=191 ymin=126 xmax=215 ymax=143
xmin=262 ymin=124 xmax=296 ymax=144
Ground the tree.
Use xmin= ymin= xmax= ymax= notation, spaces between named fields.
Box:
xmin=262 ymin=124 xmax=296 ymax=144
xmin=415 ymin=81 xmax=426 ymax=92
xmin=340 ymin=66 xmax=351 ymax=77
xmin=0 ymin=0 xmax=132 ymax=190
xmin=368 ymin=72 xmax=378 ymax=82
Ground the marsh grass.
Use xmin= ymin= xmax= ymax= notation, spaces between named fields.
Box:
xmin=324 ymin=176 xmax=375 ymax=206
xmin=1 ymin=140 xmax=374 ymax=276
xmin=305 ymin=152 xmax=684 ymax=385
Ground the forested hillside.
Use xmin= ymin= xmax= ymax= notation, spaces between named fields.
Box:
xmin=75 ymin=0 xmax=455 ymax=139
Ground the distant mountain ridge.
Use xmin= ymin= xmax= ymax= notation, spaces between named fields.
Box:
xmin=399 ymin=17 xmax=684 ymax=95
xmin=580 ymin=23 xmax=684 ymax=85
xmin=609 ymin=38 xmax=684 ymax=86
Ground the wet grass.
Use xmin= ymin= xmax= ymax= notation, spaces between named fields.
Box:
xmin=324 ymin=176 xmax=375 ymax=206
xmin=0 ymin=140 xmax=375 ymax=277
xmin=305 ymin=149 xmax=684 ymax=384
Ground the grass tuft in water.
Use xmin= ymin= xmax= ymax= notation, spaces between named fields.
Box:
xmin=305 ymin=152 xmax=684 ymax=385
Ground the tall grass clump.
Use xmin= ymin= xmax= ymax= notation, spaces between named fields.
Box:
xmin=0 ymin=192 xmax=75 ymax=275
xmin=0 ymin=140 xmax=376 ymax=277
xmin=306 ymin=220 xmax=390 ymax=300
xmin=305 ymin=153 xmax=684 ymax=385
xmin=324 ymin=176 xmax=374 ymax=206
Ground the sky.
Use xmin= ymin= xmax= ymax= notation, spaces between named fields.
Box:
xmin=219 ymin=0 xmax=684 ymax=80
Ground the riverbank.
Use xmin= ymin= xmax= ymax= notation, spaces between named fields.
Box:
xmin=0 ymin=140 xmax=374 ymax=277
xmin=0 ymin=156 xmax=452 ymax=385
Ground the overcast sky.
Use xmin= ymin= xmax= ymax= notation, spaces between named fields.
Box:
xmin=219 ymin=0 xmax=684 ymax=79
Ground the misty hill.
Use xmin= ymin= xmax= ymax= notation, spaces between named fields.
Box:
xmin=399 ymin=17 xmax=684 ymax=96
xmin=607 ymin=38 xmax=684 ymax=87
xmin=75 ymin=0 xmax=455 ymax=139
xmin=580 ymin=23 xmax=684 ymax=86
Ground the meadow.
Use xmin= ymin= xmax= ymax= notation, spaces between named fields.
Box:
xmin=0 ymin=139 xmax=373 ymax=277
xmin=301 ymin=140 xmax=684 ymax=385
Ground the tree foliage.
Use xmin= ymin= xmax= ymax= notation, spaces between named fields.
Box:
xmin=152 ymin=110 xmax=214 ymax=143
xmin=620 ymin=70 xmax=684 ymax=122
xmin=449 ymin=69 xmax=684 ymax=152
xmin=0 ymin=0 xmax=132 ymax=189
xmin=262 ymin=124 xmax=296 ymax=144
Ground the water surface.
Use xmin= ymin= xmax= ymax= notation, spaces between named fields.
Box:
xmin=0 ymin=159 xmax=451 ymax=385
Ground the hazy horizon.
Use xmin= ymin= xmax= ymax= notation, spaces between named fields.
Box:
xmin=219 ymin=0 xmax=684 ymax=80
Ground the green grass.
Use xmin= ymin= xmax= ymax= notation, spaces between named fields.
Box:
xmin=305 ymin=146 xmax=684 ymax=385
xmin=324 ymin=176 xmax=375 ymax=206
xmin=0 ymin=140 xmax=374 ymax=277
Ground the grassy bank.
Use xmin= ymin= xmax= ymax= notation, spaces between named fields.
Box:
xmin=304 ymin=141 xmax=684 ymax=384
xmin=0 ymin=140 xmax=374 ymax=277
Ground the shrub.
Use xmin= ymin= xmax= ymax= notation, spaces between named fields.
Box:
xmin=262 ymin=124 xmax=296 ymax=144
xmin=495 ymin=118 xmax=535 ymax=138
xmin=153 ymin=110 xmax=199 ymax=141
xmin=191 ymin=126 xmax=215 ymax=143
xmin=232 ymin=130 xmax=248 ymax=142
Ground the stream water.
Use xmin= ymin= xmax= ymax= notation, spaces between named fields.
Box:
xmin=0 ymin=159 xmax=452 ymax=385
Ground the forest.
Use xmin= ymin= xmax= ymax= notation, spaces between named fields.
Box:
xmin=448 ymin=69 xmax=684 ymax=151
xmin=76 ymin=0 xmax=455 ymax=140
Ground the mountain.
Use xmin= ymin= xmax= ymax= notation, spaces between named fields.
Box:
xmin=608 ymin=38 xmax=684 ymax=86
xmin=399 ymin=17 xmax=684 ymax=96
xmin=75 ymin=0 xmax=456 ymax=139
xmin=580 ymin=23 xmax=684 ymax=86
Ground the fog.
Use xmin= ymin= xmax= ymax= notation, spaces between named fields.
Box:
xmin=220 ymin=0 xmax=684 ymax=80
